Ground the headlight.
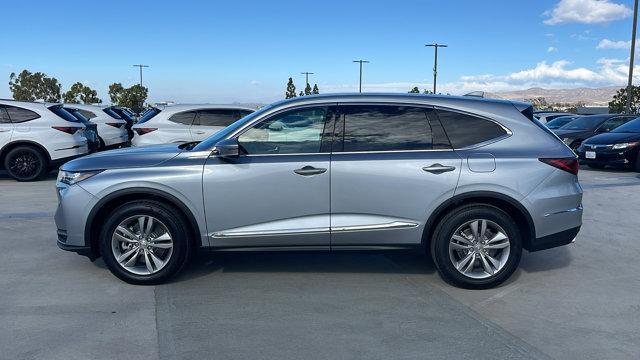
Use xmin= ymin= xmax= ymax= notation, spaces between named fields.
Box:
xmin=56 ymin=170 xmax=103 ymax=185
xmin=612 ymin=142 xmax=639 ymax=150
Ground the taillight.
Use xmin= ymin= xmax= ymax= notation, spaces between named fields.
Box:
xmin=106 ymin=122 xmax=124 ymax=128
xmin=52 ymin=126 xmax=80 ymax=135
xmin=539 ymin=158 xmax=579 ymax=175
xmin=134 ymin=128 xmax=157 ymax=135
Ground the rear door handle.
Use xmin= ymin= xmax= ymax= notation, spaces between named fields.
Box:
xmin=422 ymin=164 xmax=456 ymax=174
xmin=294 ymin=165 xmax=327 ymax=176
xmin=0 ymin=129 xmax=10 ymax=132
xmin=194 ymin=131 xmax=205 ymax=134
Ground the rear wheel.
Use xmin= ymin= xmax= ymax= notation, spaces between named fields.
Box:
xmin=100 ymin=200 xmax=193 ymax=285
xmin=3 ymin=145 xmax=48 ymax=181
xmin=431 ymin=204 xmax=522 ymax=289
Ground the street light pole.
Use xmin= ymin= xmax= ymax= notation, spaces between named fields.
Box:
xmin=352 ymin=60 xmax=369 ymax=93
xmin=132 ymin=64 xmax=149 ymax=88
xmin=301 ymin=72 xmax=314 ymax=86
xmin=425 ymin=43 xmax=447 ymax=94
xmin=627 ymin=0 xmax=638 ymax=114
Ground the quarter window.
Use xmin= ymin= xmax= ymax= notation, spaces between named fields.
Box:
xmin=338 ymin=105 xmax=435 ymax=152
xmin=238 ymin=107 xmax=327 ymax=155
xmin=195 ymin=109 xmax=237 ymax=127
xmin=436 ymin=109 xmax=507 ymax=148
xmin=169 ymin=111 xmax=197 ymax=126
xmin=5 ymin=106 xmax=40 ymax=123
xmin=0 ymin=106 xmax=10 ymax=124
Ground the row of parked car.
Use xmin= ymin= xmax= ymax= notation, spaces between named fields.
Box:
xmin=536 ymin=111 xmax=640 ymax=171
xmin=0 ymin=99 xmax=255 ymax=181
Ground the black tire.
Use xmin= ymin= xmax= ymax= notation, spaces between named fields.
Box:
xmin=3 ymin=145 xmax=48 ymax=181
xmin=100 ymin=200 xmax=193 ymax=285
xmin=98 ymin=136 xmax=106 ymax=150
xmin=587 ymin=164 xmax=605 ymax=169
xmin=634 ymin=152 xmax=640 ymax=172
xmin=430 ymin=204 xmax=522 ymax=289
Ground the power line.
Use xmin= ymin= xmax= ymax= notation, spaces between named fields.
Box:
xmin=132 ymin=64 xmax=150 ymax=88
xmin=425 ymin=43 xmax=447 ymax=94
xmin=352 ymin=60 xmax=369 ymax=93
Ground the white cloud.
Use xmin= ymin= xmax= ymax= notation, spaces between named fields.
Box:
xmin=249 ymin=80 xmax=261 ymax=85
xmin=543 ymin=0 xmax=632 ymax=25
xmin=548 ymin=46 xmax=558 ymax=53
xmin=597 ymin=38 xmax=632 ymax=49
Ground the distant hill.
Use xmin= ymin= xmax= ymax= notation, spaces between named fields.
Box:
xmin=492 ymin=86 xmax=621 ymax=105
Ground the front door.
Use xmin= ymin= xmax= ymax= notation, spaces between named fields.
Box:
xmin=202 ymin=105 xmax=334 ymax=249
xmin=330 ymin=104 xmax=462 ymax=248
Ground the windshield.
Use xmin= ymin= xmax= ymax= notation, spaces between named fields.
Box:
xmin=559 ymin=116 xmax=608 ymax=130
xmin=193 ymin=105 xmax=273 ymax=151
xmin=49 ymin=106 xmax=80 ymax=123
xmin=66 ymin=109 xmax=90 ymax=124
xmin=138 ymin=108 xmax=161 ymax=124
xmin=546 ymin=116 xmax=578 ymax=129
xmin=612 ymin=117 xmax=640 ymax=133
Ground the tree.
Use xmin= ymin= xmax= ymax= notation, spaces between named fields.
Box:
xmin=108 ymin=83 xmax=148 ymax=111
xmin=9 ymin=70 xmax=61 ymax=102
xmin=609 ymin=86 xmax=640 ymax=114
xmin=304 ymin=83 xmax=312 ymax=96
xmin=408 ymin=86 xmax=420 ymax=93
xmin=312 ymin=84 xmax=319 ymax=94
xmin=285 ymin=78 xmax=297 ymax=99
xmin=299 ymin=91 xmax=304 ymax=97
xmin=423 ymin=89 xmax=433 ymax=94
xmin=63 ymin=82 xmax=102 ymax=104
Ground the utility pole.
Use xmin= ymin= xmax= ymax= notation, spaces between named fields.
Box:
xmin=425 ymin=43 xmax=447 ymax=94
xmin=627 ymin=0 xmax=638 ymax=114
xmin=352 ymin=60 xmax=369 ymax=93
xmin=132 ymin=64 xmax=149 ymax=88
xmin=301 ymin=72 xmax=314 ymax=86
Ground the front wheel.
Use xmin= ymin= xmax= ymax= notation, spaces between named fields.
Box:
xmin=100 ymin=200 xmax=193 ymax=284
xmin=431 ymin=204 xmax=522 ymax=289
xmin=4 ymin=145 xmax=48 ymax=181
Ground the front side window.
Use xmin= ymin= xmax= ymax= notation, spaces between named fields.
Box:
xmin=6 ymin=106 xmax=40 ymax=123
xmin=195 ymin=109 xmax=237 ymax=127
xmin=436 ymin=109 xmax=507 ymax=148
xmin=168 ymin=111 xmax=197 ymax=126
xmin=238 ymin=107 xmax=328 ymax=155
xmin=337 ymin=105 xmax=435 ymax=152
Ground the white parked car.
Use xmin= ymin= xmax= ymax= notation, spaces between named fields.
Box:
xmin=62 ymin=104 xmax=128 ymax=149
xmin=0 ymin=100 xmax=89 ymax=181
xmin=131 ymin=104 xmax=254 ymax=146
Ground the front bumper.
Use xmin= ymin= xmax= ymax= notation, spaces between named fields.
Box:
xmin=577 ymin=147 xmax=638 ymax=167
xmin=54 ymin=183 xmax=98 ymax=257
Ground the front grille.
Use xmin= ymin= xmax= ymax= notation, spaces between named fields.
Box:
xmin=57 ymin=229 xmax=68 ymax=243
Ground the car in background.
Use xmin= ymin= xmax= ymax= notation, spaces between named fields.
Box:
xmin=534 ymin=112 xmax=574 ymax=124
xmin=105 ymin=106 xmax=135 ymax=140
xmin=0 ymin=100 xmax=88 ymax=181
xmin=545 ymin=115 xmax=581 ymax=130
xmin=553 ymin=114 xmax=637 ymax=152
xmin=577 ymin=116 xmax=640 ymax=171
xmin=57 ymin=107 xmax=100 ymax=152
xmin=63 ymin=104 xmax=128 ymax=149
xmin=56 ymin=93 xmax=582 ymax=289
xmin=131 ymin=104 xmax=254 ymax=146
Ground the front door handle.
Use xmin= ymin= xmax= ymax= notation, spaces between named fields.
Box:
xmin=194 ymin=131 xmax=205 ymax=134
xmin=422 ymin=164 xmax=456 ymax=174
xmin=294 ymin=165 xmax=327 ymax=176
xmin=0 ymin=129 xmax=10 ymax=132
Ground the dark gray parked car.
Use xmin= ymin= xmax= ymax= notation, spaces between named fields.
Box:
xmin=55 ymin=94 xmax=582 ymax=289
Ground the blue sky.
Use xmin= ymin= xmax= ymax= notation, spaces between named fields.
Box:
xmin=0 ymin=0 xmax=635 ymax=103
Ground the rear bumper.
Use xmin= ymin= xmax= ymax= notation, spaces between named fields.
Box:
xmin=527 ymin=226 xmax=580 ymax=252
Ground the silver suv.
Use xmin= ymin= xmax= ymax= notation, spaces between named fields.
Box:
xmin=55 ymin=94 xmax=583 ymax=288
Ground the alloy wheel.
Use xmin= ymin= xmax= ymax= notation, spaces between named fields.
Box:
xmin=8 ymin=151 xmax=41 ymax=178
xmin=448 ymin=219 xmax=511 ymax=279
xmin=111 ymin=215 xmax=174 ymax=275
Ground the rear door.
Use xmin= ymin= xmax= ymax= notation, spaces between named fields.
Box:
xmin=0 ymin=106 xmax=14 ymax=145
xmin=166 ymin=111 xmax=197 ymax=142
xmin=329 ymin=104 xmax=461 ymax=248
xmin=192 ymin=109 xmax=238 ymax=141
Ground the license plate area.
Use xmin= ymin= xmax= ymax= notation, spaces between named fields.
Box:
xmin=586 ymin=151 xmax=596 ymax=159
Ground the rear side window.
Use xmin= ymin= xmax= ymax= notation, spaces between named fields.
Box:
xmin=0 ymin=106 xmax=10 ymax=123
xmin=5 ymin=106 xmax=40 ymax=123
xmin=169 ymin=111 xmax=196 ymax=125
xmin=195 ymin=109 xmax=237 ymax=127
xmin=77 ymin=109 xmax=96 ymax=119
xmin=436 ymin=109 xmax=507 ymax=148
xmin=336 ymin=105 xmax=437 ymax=152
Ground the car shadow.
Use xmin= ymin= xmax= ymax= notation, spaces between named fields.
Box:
xmin=0 ymin=170 xmax=58 ymax=180
xmin=519 ymin=246 xmax=573 ymax=273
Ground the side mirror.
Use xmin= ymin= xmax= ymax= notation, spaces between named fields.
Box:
xmin=213 ymin=138 xmax=240 ymax=158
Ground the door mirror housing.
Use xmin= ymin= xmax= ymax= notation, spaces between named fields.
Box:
xmin=213 ymin=138 xmax=240 ymax=158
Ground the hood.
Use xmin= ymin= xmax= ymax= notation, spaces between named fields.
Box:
xmin=62 ymin=144 xmax=182 ymax=171
xmin=553 ymin=129 xmax=591 ymax=138
xmin=583 ymin=132 xmax=640 ymax=145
